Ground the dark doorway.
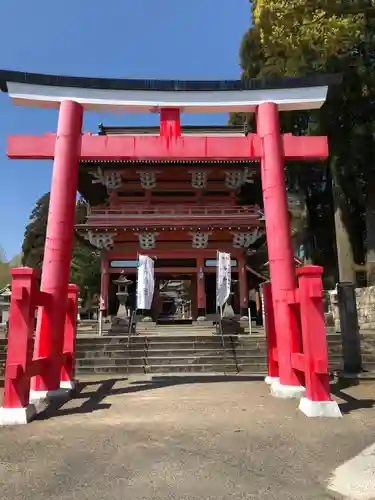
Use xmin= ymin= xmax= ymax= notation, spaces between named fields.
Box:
xmin=205 ymin=274 xmax=216 ymax=314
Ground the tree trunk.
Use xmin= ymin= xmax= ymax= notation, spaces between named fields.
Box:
xmin=331 ymin=159 xmax=356 ymax=284
xmin=334 ymin=204 xmax=356 ymax=283
xmin=365 ymin=204 xmax=375 ymax=285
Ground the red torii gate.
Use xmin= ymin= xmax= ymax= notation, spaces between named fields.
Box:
xmin=0 ymin=71 xmax=342 ymax=421
xmin=8 ymin=104 xmax=326 ymax=394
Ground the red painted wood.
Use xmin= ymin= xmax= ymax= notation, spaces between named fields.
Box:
xmin=7 ymin=133 xmax=328 ymax=161
xmin=257 ymin=102 xmax=302 ymax=388
xmin=160 ymin=108 xmax=181 ymax=137
xmin=296 ymin=266 xmax=331 ymax=402
xmin=32 ymin=101 xmax=83 ymax=394
xmin=238 ymin=256 xmax=248 ymax=313
xmin=60 ymin=284 xmax=79 ymax=386
xmin=111 ymin=230 xmax=234 ymax=241
xmin=261 ymin=282 xmax=279 ymax=380
xmin=108 ymin=248 xmax=243 ymax=259
xmin=99 ymin=256 xmax=109 ymax=312
xmin=197 ymin=256 xmax=206 ymax=312
xmin=2 ymin=269 xmax=38 ymax=409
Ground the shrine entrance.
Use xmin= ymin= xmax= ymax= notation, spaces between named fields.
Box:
xmin=154 ymin=276 xmax=193 ymax=323
xmin=0 ymin=70 xmax=342 ymax=424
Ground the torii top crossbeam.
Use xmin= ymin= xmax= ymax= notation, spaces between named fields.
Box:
xmin=0 ymin=70 xmax=339 ymax=113
xmin=0 ymin=70 xmax=340 ymax=161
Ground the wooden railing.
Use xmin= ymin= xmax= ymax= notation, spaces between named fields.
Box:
xmin=87 ymin=204 xmax=263 ymax=218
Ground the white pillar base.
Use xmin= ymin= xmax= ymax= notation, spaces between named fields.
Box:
xmin=0 ymin=405 xmax=37 ymax=425
xmin=271 ymin=380 xmax=306 ymax=399
xmin=197 ymin=316 xmax=207 ymax=322
xmin=299 ymin=397 xmax=343 ymax=418
xmin=29 ymin=387 xmax=71 ymax=403
xmin=265 ymin=376 xmax=279 ymax=385
xmin=60 ymin=380 xmax=78 ymax=391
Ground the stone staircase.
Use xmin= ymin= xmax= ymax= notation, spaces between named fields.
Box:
xmin=0 ymin=327 xmax=374 ymax=378
xmin=75 ymin=334 xmax=268 ymax=375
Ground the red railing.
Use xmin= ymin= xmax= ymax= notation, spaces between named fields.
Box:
xmin=1 ymin=268 xmax=79 ymax=420
xmin=261 ymin=266 xmax=341 ymax=417
xmin=87 ymin=204 xmax=264 ymax=218
xmin=261 ymin=282 xmax=278 ymax=383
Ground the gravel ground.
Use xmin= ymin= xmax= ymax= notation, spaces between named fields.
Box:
xmin=0 ymin=374 xmax=374 ymax=499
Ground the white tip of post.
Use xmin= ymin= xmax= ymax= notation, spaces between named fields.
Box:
xmin=0 ymin=405 xmax=37 ymax=425
xmin=270 ymin=380 xmax=306 ymax=399
xmin=299 ymin=397 xmax=343 ymax=418
xmin=60 ymin=380 xmax=78 ymax=391
xmin=265 ymin=376 xmax=279 ymax=385
xmin=29 ymin=387 xmax=72 ymax=403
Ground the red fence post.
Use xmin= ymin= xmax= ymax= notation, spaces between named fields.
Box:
xmin=60 ymin=284 xmax=79 ymax=390
xmin=0 ymin=268 xmax=38 ymax=424
xmin=261 ymin=282 xmax=279 ymax=384
xmin=296 ymin=266 xmax=342 ymax=417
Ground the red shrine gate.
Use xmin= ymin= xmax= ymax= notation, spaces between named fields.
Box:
xmin=0 ymin=70 xmax=342 ymax=423
xmin=78 ymin=122 xmax=266 ymax=322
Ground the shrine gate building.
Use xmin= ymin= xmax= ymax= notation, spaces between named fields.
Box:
xmin=77 ymin=123 xmax=264 ymax=322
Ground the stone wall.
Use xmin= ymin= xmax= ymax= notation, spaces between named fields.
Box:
xmin=325 ymin=286 xmax=375 ymax=331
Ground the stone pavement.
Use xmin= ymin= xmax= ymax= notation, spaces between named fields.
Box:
xmin=0 ymin=375 xmax=375 ymax=499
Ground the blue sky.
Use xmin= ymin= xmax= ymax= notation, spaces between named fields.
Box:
xmin=0 ymin=0 xmax=251 ymax=260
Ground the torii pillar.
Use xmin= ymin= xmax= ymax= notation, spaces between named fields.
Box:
xmin=257 ymin=102 xmax=304 ymax=398
xmin=31 ymin=101 xmax=83 ymax=398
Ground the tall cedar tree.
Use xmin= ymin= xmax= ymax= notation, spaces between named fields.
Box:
xmin=234 ymin=0 xmax=375 ymax=286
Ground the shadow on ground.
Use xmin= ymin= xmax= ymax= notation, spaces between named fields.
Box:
xmin=36 ymin=375 xmax=263 ymax=420
xmin=331 ymin=377 xmax=375 ymax=414
xmin=35 ymin=374 xmax=375 ymax=422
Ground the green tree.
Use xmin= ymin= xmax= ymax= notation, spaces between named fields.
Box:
xmin=22 ymin=193 xmax=101 ymax=298
xmin=235 ymin=0 xmax=375 ymax=285
xmin=70 ymin=243 xmax=101 ymax=307
xmin=22 ymin=193 xmax=50 ymax=269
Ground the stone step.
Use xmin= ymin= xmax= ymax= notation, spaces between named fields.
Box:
xmin=75 ymin=363 xmax=266 ymax=375
xmin=75 ymin=344 xmax=264 ymax=354
xmin=76 ymin=338 xmax=267 ymax=349
xmin=77 ymin=336 xmax=266 ymax=346
xmin=76 ymin=354 xmax=267 ymax=367
xmin=76 ymin=348 xmax=266 ymax=359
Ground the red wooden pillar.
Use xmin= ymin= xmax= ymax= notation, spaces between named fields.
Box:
xmin=257 ymin=102 xmax=303 ymax=396
xmin=160 ymin=108 xmax=181 ymax=137
xmin=99 ymin=253 xmax=109 ymax=315
xmin=197 ymin=256 xmax=206 ymax=320
xmin=190 ymin=275 xmax=198 ymax=320
xmin=238 ymin=256 xmax=248 ymax=319
xmin=0 ymin=269 xmax=38 ymax=424
xmin=60 ymin=284 xmax=79 ymax=390
xmin=31 ymin=100 xmax=83 ymax=397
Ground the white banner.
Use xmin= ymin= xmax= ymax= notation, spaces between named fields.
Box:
xmin=136 ymin=255 xmax=155 ymax=310
xmin=216 ymin=251 xmax=231 ymax=308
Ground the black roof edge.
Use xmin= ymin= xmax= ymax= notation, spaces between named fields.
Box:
xmin=98 ymin=124 xmax=245 ymax=135
xmin=0 ymin=70 xmax=342 ymax=93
